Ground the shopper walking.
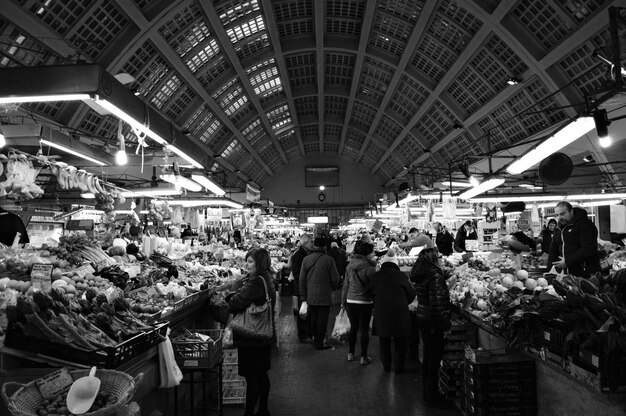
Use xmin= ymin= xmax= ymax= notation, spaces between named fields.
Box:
xmin=300 ymin=237 xmax=342 ymax=350
xmin=366 ymin=249 xmax=416 ymax=373
xmin=341 ymin=241 xmax=376 ymax=364
xmin=410 ymin=247 xmax=452 ymax=409
xmin=227 ymin=248 xmax=277 ymax=416
xmin=329 ymin=241 xmax=349 ymax=281
xmin=288 ymin=233 xmax=314 ymax=343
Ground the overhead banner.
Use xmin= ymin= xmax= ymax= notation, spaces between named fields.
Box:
xmin=246 ymin=184 xmax=261 ymax=202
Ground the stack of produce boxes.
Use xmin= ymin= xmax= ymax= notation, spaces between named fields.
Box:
xmin=222 ymin=348 xmax=246 ymax=405
xmin=463 ymin=346 xmax=536 ymax=416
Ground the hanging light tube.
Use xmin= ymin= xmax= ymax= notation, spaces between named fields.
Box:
xmin=566 ymin=193 xmax=626 ymax=200
xmin=166 ymin=144 xmax=203 ymax=169
xmin=459 ymin=178 xmax=505 ymax=200
xmin=0 ymin=93 xmax=91 ymax=104
xmin=40 ymin=139 xmax=107 ymax=166
xmin=190 ymin=174 xmax=226 ymax=195
xmin=168 ymin=198 xmax=243 ymax=208
xmin=81 ymin=188 xmax=182 ymax=199
xmin=470 ymin=194 xmax=565 ymax=203
xmin=159 ymin=174 xmax=204 ymax=192
xmin=506 ymin=117 xmax=595 ymax=174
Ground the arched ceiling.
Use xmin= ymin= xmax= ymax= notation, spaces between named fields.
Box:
xmin=0 ymin=0 xmax=624 ymax=196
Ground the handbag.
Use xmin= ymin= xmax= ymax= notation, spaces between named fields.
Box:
xmin=230 ymin=275 xmax=274 ymax=347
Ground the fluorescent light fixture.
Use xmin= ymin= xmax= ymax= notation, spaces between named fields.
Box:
xmin=168 ymin=198 xmax=243 ymax=208
xmin=398 ymin=195 xmax=419 ymax=205
xmin=518 ymin=184 xmax=543 ymax=190
xmin=166 ymin=144 xmax=203 ymax=169
xmin=579 ymin=199 xmax=622 ymax=207
xmin=93 ymin=97 xmax=167 ymax=145
xmin=439 ymin=181 xmax=473 ymax=188
xmin=0 ymin=93 xmax=91 ymax=104
xmin=506 ymin=117 xmax=595 ymax=175
xmin=53 ymin=207 xmax=85 ymax=221
xmin=191 ymin=174 xmax=225 ymax=195
xmin=0 ymin=132 xmax=5 ymax=148
xmin=459 ymin=178 xmax=505 ymax=200
xmin=469 ymin=176 xmax=480 ymax=187
xmin=160 ymin=174 xmax=203 ymax=192
xmin=81 ymin=188 xmax=182 ymax=199
xmin=307 ymin=216 xmax=329 ymax=224
xmin=470 ymin=194 xmax=564 ymax=203
xmin=40 ymin=139 xmax=107 ymax=166
xmin=567 ymin=193 xmax=626 ymax=200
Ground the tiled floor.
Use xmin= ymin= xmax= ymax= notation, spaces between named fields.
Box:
xmin=222 ymin=295 xmax=461 ymax=416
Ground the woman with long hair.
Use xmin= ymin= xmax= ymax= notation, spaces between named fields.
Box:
xmin=410 ymin=247 xmax=452 ymax=409
xmin=227 ymin=248 xmax=277 ymax=416
xmin=341 ymin=241 xmax=376 ymax=364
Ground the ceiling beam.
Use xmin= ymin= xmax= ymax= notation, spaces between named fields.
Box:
xmin=368 ymin=0 xmax=439 ymax=171
xmin=337 ymin=0 xmax=377 ymax=156
xmin=202 ymin=3 xmax=288 ymax=166
xmin=313 ymin=0 xmax=324 ymax=153
xmin=112 ymin=0 xmax=275 ymax=178
xmin=260 ymin=0 xmax=305 ymax=158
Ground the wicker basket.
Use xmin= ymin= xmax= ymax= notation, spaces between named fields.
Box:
xmin=1 ymin=368 xmax=143 ymax=416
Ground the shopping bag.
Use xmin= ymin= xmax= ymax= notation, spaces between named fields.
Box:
xmin=230 ymin=276 xmax=274 ymax=347
xmin=299 ymin=301 xmax=308 ymax=318
xmin=222 ymin=325 xmax=234 ymax=348
xmin=158 ymin=328 xmax=183 ymax=388
xmin=331 ymin=308 xmax=351 ymax=341
xmin=275 ymin=291 xmax=282 ymax=317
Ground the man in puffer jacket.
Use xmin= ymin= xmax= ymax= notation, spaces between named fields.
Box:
xmin=410 ymin=247 xmax=452 ymax=409
xmin=548 ymin=201 xmax=600 ymax=278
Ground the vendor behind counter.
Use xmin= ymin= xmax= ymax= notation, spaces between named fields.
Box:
xmin=0 ymin=207 xmax=29 ymax=246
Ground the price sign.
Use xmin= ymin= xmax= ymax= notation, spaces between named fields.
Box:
xmin=36 ymin=368 xmax=74 ymax=400
xmin=75 ymin=264 xmax=95 ymax=279
xmin=30 ymin=263 xmax=53 ymax=290
xmin=465 ymin=240 xmax=480 ymax=252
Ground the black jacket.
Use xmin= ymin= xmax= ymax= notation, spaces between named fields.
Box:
xmin=541 ymin=229 xmax=555 ymax=255
xmin=410 ymin=261 xmax=451 ymax=330
xmin=289 ymin=246 xmax=308 ymax=295
xmin=547 ymin=208 xmax=600 ymax=278
xmin=366 ymin=262 xmax=416 ymax=338
xmin=227 ymin=274 xmax=277 ymax=347
xmin=454 ymin=227 xmax=477 ymax=252
xmin=329 ymin=246 xmax=348 ymax=277
xmin=435 ymin=231 xmax=454 ymax=256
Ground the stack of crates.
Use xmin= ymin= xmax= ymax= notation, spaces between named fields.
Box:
xmin=439 ymin=360 xmax=464 ymax=401
xmin=463 ymin=346 xmax=537 ymax=416
xmin=222 ymin=348 xmax=246 ymax=405
xmin=444 ymin=317 xmax=477 ymax=362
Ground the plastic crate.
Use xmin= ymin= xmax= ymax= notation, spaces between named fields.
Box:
xmin=171 ymin=328 xmax=223 ymax=369
xmin=5 ymin=323 xmax=167 ymax=369
xmin=540 ymin=319 xmax=568 ymax=357
xmin=463 ymin=401 xmax=537 ymax=416
xmin=573 ymin=347 xmax=626 ymax=392
xmin=223 ymin=385 xmax=246 ymax=405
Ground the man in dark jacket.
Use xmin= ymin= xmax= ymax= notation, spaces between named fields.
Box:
xmin=328 ymin=242 xmax=348 ymax=280
xmin=548 ymin=201 xmax=600 ymax=278
xmin=300 ymin=237 xmax=341 ymax=350
xmin=289 ymin=233 xmax=314 ymax=342
xmin=454 ymin=220 xmax=478 ymax=252
xmin=366 ymin=249 xmax=416 ymax=373
xmin=433 ymin=222 xmax=454 ymax=256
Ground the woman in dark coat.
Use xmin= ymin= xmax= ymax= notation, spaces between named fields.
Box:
xmin=410 ymin=247 xmax=452 ymax=409
xmin=227 ymin=248 xmax=277 ymax=416
xmin=366 ymin=249 xmax=416 ymax=373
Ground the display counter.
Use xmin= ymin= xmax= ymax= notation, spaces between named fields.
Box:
xmin=0 ymin=295 xmax=217 ymax=416
xmin=450 ymin=305 xmax=626 ymax=416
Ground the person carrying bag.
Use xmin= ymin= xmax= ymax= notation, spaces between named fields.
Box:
xmin=227 ymin=248 xmax=277 ymax=416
